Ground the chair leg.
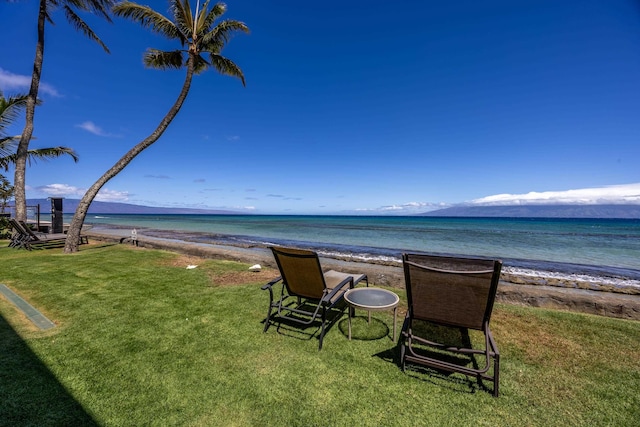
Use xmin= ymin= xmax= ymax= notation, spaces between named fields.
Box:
xmin=399 ymin=315 xmax=411 ymax=371
xmin=263 ymin=310 xmax=272 ymax=332
xmin=263 ymin=300 xmax=275 ymax=333
xmin=262 ymin=285 xmax=278 ymax=333
xmin=318 ymin=307 xmax=327 ymax=351
xmin=493 ymin=353 xmax=500 ymax=397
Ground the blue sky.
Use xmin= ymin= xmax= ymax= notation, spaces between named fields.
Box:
xmin=2 ymin=0 xmax=640 ymax=214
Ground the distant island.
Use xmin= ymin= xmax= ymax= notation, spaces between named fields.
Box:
xmin=25 ymin=199 xmax=238 ymax=215
xmin=419 ymin=204 xmax=640 ymax=219
xmin=20 ymin=199 xmax=640 ymax=218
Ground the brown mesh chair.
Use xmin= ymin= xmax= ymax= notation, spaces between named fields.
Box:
xmin=17 ymin=220 xmax=88 ymax=250
xmin=6 ymin=219 xmax=65 ymax=250
xmin=7 ymin=219 xmax=31 ymax=249
xmin=400 ymin=253 xmax=502 ymax=396
xmin=17 ymin=220 xmax=68 ymax=250
xmin=262 ymin=246 xmax=367 ymax=350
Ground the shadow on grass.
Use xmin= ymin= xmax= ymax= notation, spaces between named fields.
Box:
xmin=337 ymin=315 xmax=391 ymax=341
xmin=373 ymin=321 xmax=494 ymax=396
xmin=263 ymin=306 xmax=346 ymax=345
xmin=0 ymin=313 xmax=97 ymax=426
xmin=78 ymin=241 xmax=120 ymax=251
xmin=374 ymin=342 xmax=483 ymax=395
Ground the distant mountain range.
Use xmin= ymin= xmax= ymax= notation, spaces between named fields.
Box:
xmin=419 ymin=204 xmax=640 ymax=219
xmin=24 ymin=199 xmax=238 ymax=215
xmin=17 ymin=199 xmax=640 ymax=218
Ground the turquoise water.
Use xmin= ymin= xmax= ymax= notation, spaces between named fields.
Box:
xmin=80 ymin=214 xmax=640 ymax=286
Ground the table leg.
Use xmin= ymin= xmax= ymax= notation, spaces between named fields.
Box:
xmin=348 ymin=309 xmax=352 ymax=340
xmin=392 ymin=307 xmax=397 ymax=341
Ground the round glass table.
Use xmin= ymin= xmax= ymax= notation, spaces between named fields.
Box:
xmin=344 ymin=287 xmax=400 ymax=341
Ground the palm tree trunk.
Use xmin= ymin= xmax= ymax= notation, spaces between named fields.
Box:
xmin=64 ymin=57 xmax=195 ymax=253
xmin=14 ymin=0 xmax=47 ymax=222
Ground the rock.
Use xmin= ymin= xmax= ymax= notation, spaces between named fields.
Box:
xmin=249 ymin=264 xmax=261 ymax=272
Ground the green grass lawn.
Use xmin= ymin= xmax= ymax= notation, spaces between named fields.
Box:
xmin=1 ymin=242 xmax=639 ymax=426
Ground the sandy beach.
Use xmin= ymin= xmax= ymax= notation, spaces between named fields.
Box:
xmin=84 ymin=227 xmax=640 ymax=321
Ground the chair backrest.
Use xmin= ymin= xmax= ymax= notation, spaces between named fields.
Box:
xmin=19 ymin=220 xmax=40 ymax=240
xmin=403 ymin=253 xmax=502 ymax=330
xmin=9 ymin=218 xmax=29 ymax=235
xmin=270 ymin=246 xmax=327 ymax=299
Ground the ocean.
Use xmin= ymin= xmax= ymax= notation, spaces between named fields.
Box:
xmin=79 ymin=214 xmax=640 ymax=293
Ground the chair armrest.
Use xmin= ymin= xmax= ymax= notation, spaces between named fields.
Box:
xmin=323 ymin=276 xmax=353 ymax=302
xmin=261 ymin=277 xmax=282 ymax=290
xmin=486 ymin=324 xmax=500 ymax=356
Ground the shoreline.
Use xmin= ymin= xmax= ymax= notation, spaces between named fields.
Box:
xmin=84 ymin=228 xmax=640 ymax=321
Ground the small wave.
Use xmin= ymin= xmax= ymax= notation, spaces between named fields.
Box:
xmin=501 ymin=266 xmax=640 ymax=294
xmin=317 ymin=250 xmax=402 ymax=265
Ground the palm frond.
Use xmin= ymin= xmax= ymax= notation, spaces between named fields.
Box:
xmin=172 ymin=0 xmax=194 ymax=41
xmin=197 ymin=1 xmax=224 ymax=38
xmin=63 ymin=0 xmax=114 ymax=22
xmin=86 ymin=0 xmax=115 ymax=22
xmin=0 ymin=93 xmax=29 ymax=134
xmin=0 ymin=146 xmax=79 ymax=171
xmin=63 ymin=5 xmax=110 ymax=53
xmin=201 ymin=19 xmax=249 ymax=54
xmin=143 ymin=49 xmax=185 ymax=70
xmin=208 ymin=54 xmax=245 ymax=86
xmin=0 ymin=138 xmax=18 ymax=159
xmin=61 ymin=0 xmax=88 ymax=11
xmin=192 ymin=54 xmax=210 ymax=74
xmin=44 ymin=7 xmax=55 ymax=25
xmin=28 ymin=146 xmax=79 ymax=164
xmin=113 ymin=2 xmax=185 ymax=44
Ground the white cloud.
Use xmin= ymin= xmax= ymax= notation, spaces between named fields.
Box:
xmin=380 ymin=202 xmax=443 ymax=212
xmin=356 ymin=201 xmax=448 ymax=214
xmin=95 ymin=189 xmax=130 ymax=202
xmin=471 ymin=183 xmax=640 ymax=206
xmin=35 ymin=183 xmax=130 ymax=202
xmin=0 ymin=68 xmax=61 ymax=97
xmin=380 ymin=205 xmax=406 ymax=211
xmin=75 ymin=121 xmax=115 ymax=137
xmin=36 ymin=184 xmax=85 ymax=197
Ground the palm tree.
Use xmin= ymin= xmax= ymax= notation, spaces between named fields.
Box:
xmin=64 ymin=0 xmax=248 ymax=252
xmin=13 ymin=0 xmax=114 ymax=223
xmin=1 ymin=90 xmax=79 ymax=173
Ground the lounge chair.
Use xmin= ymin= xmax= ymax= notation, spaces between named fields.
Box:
xmin=400 ymin=253 xmax=502 ymax=396
xmin=7 ymin=219 xmax=30 ymax=249
xmin=262 ymin=246 xmax=368 ymax=350
xmin=10 ymin=219 xmax=89 ymax=250
xmin=14 ymin=220 xmax=68 ymax=250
